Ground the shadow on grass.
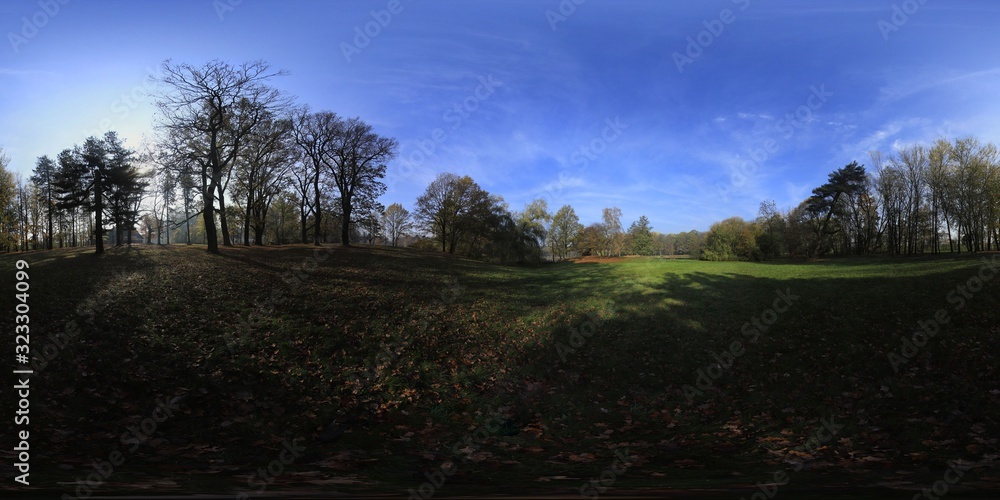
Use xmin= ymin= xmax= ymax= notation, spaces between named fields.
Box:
xmin=4 ymin=248 xmax=999 ymax=495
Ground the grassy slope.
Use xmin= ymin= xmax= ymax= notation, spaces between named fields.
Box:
xmin=1 ymin=245 xmax=998 ymax=495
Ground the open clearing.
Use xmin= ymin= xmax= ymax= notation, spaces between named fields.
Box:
xmin=2 ymin=245 xmax=999 ymax=497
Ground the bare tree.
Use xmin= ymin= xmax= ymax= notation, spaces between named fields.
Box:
xmin=291 ymin=109 xmax=338 ymax=245
xmin=154 ymin=59 xmax=289 ymax=254
xmin=234 ymin=114 xmax=294 ymax=245
xmin=0 ymin=148 xmax=18 ymax=252
xmin=381 ymin=202 xmax=411 ymax=246
xmin=602 ymin=207 xmax=623 ymax=257
xmin=326 ymin=117 xmax=397 ymax=246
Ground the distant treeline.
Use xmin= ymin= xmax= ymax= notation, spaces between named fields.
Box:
xmin=1 ymin=62 xmax=996 ymax=263
xmin=702 ymin=137 xmax=1000 ymax=261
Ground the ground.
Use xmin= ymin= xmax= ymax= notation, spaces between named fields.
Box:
xmin=1 ymin=244 xmax=998 ymax=498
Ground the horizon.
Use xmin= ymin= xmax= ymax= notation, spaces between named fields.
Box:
xmin=3 ymin=0 xmax=1000 ymax=233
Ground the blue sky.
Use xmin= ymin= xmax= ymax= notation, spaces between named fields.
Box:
xmin=2 ymin=0 xmax=1000 ymax=233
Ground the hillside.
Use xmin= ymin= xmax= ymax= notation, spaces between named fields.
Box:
xmin=2 ymin=245 xmax=999 ymax=496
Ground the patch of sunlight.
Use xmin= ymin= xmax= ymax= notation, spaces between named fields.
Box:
xmin=684 ymin=319 xmax=705 ymax=332
xmin=661 ymin=297 xmax=685 ymax=307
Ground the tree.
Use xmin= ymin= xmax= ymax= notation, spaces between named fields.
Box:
xmin=627 ymin=215 xmax=654 ymax=255
xmin=0 ymin=148 xmax=17 ymax=252
xmin=292 ymin=109 xmax=338 ymax=245
xmin=549 ymin=204 xmax=582 ymax=260
xmin=154 ymin=128 xmax=202 ymax=245
xmin=485 ymin=201 xmax=546 ymax=264
xmin=153 ymin=165 xmax=177 ymax=244
xmin=54 ymin=147 xmax=89 ymax=247
xmin=154 ymin=59 xmax=289 ymax=254
xmin=325 ymin=117 xmax=397 ymax=246
xmin=140 ymin=213 xmax=157 ymax=244
xmin=701 ymin=217 xmax=761 ymax=261
xmin=54 ymin=133 xmax=145 ymax=254
xmin=266 ymin=190 xmax=299 ymax=244
xmin=755 ymin=200 xmax=787 ymax=259
xmin=927 ymin=139 xmax=952 ymax=254
xmin=575 ymin=223 xmax=608 ymax=257
xmin=31 ymin=155 xmax=58 ymax=249
xmin=356 ymin=207 xmax=382 ymax=245
xmin=806 ymin=161 xmax=867 ymax=256
xmin=415 ymin=173 xmax=492 ymax=253
xmin=80 ymin=137 xmax=107 ymax=255
xmin=100 ymin=132 xmax=147 ymax=247
xmin=670 ymin=230 xmax=705 ymax=256
xmin=516 ymin=199 xmax=550 ymax=261
xmin=24 ymin=182 xmax=43 ymax=250
xmin=947 ymin=137 xmax=998 ymax=252
xmin=602 ymin=207 xmax=624 ymax=257
xmin=381 ymin=203 xmax=411 ymax=246
xmin=234 ymin=114 xmax=293 ymax=245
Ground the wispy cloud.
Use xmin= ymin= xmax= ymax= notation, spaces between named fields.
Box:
xmin=878 ymin=67 xmax=1000 ymax=104
xmin=0 ymin=67 xmax=59 ymax=79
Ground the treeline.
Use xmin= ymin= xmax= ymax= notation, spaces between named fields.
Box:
xmin=403 ymin=172 xmax=703 ymax=263
xmin=701 ymin=137 xmax=1000 ymax=260
xmin=5 ymin=61 xmax=994 ymax=262
xmin=1 ymin=59 xmax=706 ymax=262
xmin=1 ymin=60 xmax=400 ymax=254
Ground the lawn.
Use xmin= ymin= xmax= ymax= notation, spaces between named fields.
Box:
xmin=1 ymin=245 xmax=999 ymax=497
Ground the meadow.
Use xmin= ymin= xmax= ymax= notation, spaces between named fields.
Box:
xmin=2 ymin=245 xmax=998 ymax=497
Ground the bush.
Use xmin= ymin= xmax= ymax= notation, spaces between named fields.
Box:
xmin=700 ymin=217 xmax=762 ymax=261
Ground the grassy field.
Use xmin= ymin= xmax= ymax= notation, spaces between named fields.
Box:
xmin=2 ymin=244 xmax=999 ymax=497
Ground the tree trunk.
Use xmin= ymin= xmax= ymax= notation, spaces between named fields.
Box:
xmin=299 ymin=195 xmax=308 ymax=244
xmin=94 ymin=172 xmax=104 ymax=255
xmin=340 ymin=198 xmax=351 ymax=246
xmin=47 ymin=196 xmax=53 ymax=250
xmin=313 ymin=169 xmax=322 ymax=246
xmin=204 ymin=176 xmax=219 ymax=254
xmin=244 ymin=191 xmax=252 ymax=246
xmin=218 ymin=181 xmax=232 ymax=246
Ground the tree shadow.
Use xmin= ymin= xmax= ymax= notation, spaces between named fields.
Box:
xmin=506 ymin=258 xmax=999 ymax=477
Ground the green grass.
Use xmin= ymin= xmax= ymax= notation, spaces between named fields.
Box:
xmin=1 ymin=245 xmax=998 ymax=496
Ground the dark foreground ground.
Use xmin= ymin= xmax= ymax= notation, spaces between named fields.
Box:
xmin=1 ymin=245 xmax=998 ymax=498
